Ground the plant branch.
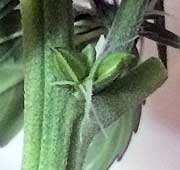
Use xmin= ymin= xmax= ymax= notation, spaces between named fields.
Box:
xmin=101 ymin=0 xmax=149 ymax=56
xmin=21 ymin=0 xmax=74 ymax=170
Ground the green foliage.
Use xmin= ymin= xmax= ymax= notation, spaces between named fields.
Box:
xmin=83 ymin=57 xmax=167 ymax=170
xmin=0 ymin=0 xmax=170 ymax=170
xmin=0 ymin=58 xmax=23 ymax=146
xmin=0 ymin=0 xmax=19 ymax=20
xmin=50 ymin=46 xmax=167 ymax=170
xmin=0 ymin=1 xmax=23 ymax=145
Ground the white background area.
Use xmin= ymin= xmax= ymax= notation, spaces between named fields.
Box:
xmin=0 ymin=0 xmax=180 ymax=169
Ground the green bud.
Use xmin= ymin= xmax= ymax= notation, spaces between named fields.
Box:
xmin=94 ymin=52 xmax=133 ymax=90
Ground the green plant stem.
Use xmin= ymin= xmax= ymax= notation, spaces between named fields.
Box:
xmin=43 ymin=0 xmax=73 ymax=49
xmin=101 ymin=0 xmax=149 ymax=57
xmin=21 ymin=0 xmax=73 ymax=170
xmin=21 ymin=1 xmax=45 ymax=169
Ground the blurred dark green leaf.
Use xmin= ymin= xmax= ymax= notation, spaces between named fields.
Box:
xmin=0 ymin=57 xmax=24 ymax=146
xmin=0 ymin=0 xmax=19 ymax=20
xmin=0 ymin=27 xmax=23 ymax=146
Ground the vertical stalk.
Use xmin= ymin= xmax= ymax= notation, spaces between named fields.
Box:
xmin=21 ymin=1 xmax=44 ymax=169
xmin=21 ymin=0 xmax=73 ymax=170
xmin=43 ymin=0 xmax=73 ymax=49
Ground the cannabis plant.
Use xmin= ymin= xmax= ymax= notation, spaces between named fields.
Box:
xmin=0 ymin=0 xmax=179 ymax=170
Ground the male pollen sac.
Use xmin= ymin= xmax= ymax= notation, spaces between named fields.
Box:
xmin=94 ymin=52 xmax=133 ymax=87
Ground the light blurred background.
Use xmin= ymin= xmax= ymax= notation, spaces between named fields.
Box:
xmin=0 ymin=0 xmax=180 ymax=169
